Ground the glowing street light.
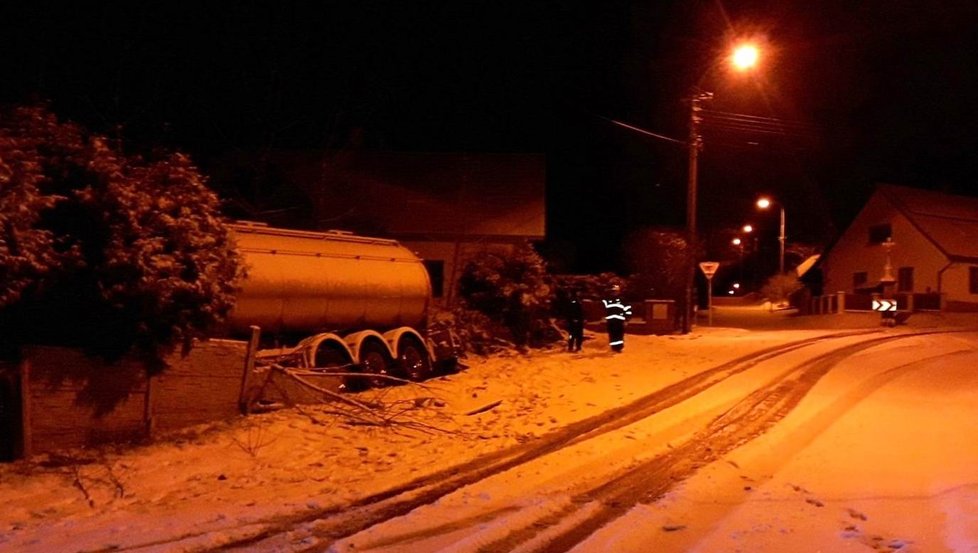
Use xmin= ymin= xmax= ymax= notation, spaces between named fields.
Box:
xmin=682 ymin=43 xmax=766 ymax=333
xmin=731 ymin=44 xmax=760 ymax=71
xmin=756 ymin=196 xmax=786 ymax=274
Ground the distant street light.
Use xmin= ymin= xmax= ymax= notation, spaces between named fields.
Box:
xmin=682 ymin=43 xmax=764 ymax=333
xmin=756 ymin=196 xmax=786 ymax=274
xmin=732 ymin=237 xmax=745 ymax=287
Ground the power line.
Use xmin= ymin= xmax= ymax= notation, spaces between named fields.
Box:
xmin=599 ymin=115 xmax=687 ymax=146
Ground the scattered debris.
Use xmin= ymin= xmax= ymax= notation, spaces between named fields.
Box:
xmin=466 ymin=400 xmax=503 ymax=416
xmin=662 ymin=524 xmax=687 ymax=532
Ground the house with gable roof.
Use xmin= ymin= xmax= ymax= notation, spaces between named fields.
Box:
xmin=818 ymin=184 xmax=978 ymax=311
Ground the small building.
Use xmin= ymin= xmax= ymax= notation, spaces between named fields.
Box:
xmin=818 ymin=184 xmax=978 ymax=311
xmin=212 ymin=150 xmax=546 ymax=304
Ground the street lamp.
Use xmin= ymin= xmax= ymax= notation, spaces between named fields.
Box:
xmin=741 ymin=224 xmax=757 ymax=290
xmin=682 ymin=42 xmax=764 ymax=333
xmin=683 ymin=90 xmax=713 ymax=333
xmin=732 ymin=237 xmax=745 ymax=287
xmin=731 ymin=44 xmax=760 ymax=71
xmin=756 ymin=196 xmax=785 ymax=274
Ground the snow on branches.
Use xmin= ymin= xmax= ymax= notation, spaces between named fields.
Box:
xmin=0 ymin=105 xmax=242 ymax=368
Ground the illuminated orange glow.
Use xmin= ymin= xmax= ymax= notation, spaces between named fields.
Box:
xmin=732 ymin=44 xmax=759 ymax=70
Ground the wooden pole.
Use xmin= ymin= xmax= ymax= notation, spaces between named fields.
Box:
xmin=239 ymin=326 xmax=262 ymax=414
xmin=19 ymin=356 xmax=32 ymax=458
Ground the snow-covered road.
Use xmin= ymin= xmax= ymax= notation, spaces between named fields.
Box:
xmin=318 ymin=330 xmax=978 ymax=553
xmin=2 ymin=312 xmax=978 ymax=552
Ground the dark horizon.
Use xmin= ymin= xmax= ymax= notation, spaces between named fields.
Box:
xmin=4 ymin=1 xmax=977 ymax=273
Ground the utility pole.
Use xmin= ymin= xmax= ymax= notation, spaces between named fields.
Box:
xmin=778 ymin=205 xmax=786 ymax=275
xmin=683 ymin=91 xmax=712 ymax=334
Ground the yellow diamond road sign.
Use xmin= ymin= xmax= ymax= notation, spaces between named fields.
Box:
xmin=698 ymin=261 xmax=720 ymax=279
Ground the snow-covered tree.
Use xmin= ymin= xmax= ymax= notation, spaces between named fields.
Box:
xmin=622 ymin=228 xmax=692 ymax=301
xmin=456 ymin=243 xmax=553 ymax=348
xmin=761 ymin=272 xmax=803 ymax=306
xmin=0 ymin=105 xmax=241 ymax=369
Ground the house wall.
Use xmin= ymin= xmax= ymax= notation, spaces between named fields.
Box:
xmin=404 ymin=240 xmax=521 ymax=305
xmin=822 ymin=193 xmax=947 ymax=296
xmin=941 ymin=263 xmax=978 ymax=308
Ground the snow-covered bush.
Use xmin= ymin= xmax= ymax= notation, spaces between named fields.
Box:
xmin=456 ymin=242 xmax=555 ymax=349
xmin=622 ymin=228 xmax=692 ymax=302
xmin=761 ymin=272 xmax=803 ymax=306
xmin=0 ymin=105 xmax=242 ymax=369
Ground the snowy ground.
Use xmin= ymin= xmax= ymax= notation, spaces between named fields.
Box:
xmin=1 ymin=306 xmax=977 ymax=552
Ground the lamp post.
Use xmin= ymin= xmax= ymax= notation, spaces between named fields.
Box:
xmin=756 ymin=197 xmax=785 ymax=275
xmin=682 ymin=90 xmax=713 ymax=333
xmin=680 ymin=41 xmax=761 ymax=334
xmin=732 ymin=237 xmax=745 ymax=286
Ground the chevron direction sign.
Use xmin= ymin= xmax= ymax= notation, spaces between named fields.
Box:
xmin=872 ymin=299 xmax=897 ymax=312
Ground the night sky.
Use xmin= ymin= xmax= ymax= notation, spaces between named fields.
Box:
xmin=4 ymin=1 xmax=977 ymax=273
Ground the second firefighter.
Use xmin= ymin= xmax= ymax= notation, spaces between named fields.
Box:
xmin=602 ymin=285 xmax=632 ymax=352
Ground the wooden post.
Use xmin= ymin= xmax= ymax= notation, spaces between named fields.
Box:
xmin=239 ymin=326 xmax=261 ymax=414
xmin=144 ymin=370 xmax=157 ymax=438
xmin=19 ymin=356 xmax=32 ymax=458
xmin=837 ymin=291 xmax=846 ymax=314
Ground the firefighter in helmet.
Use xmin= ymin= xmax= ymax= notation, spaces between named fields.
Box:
xmin=602 ymin=284 xmax=632 ymax=352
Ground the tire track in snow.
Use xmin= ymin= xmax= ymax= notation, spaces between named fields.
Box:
xmin=203 ymin=330 xmax=890 ymax=552
xmin=480 ymin=331 xmax=959 ymax=553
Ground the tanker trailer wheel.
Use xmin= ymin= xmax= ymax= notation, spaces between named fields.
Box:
xmin=398 ymin=337 xmax=432 ymax=382
xmin=360 ymin=342 xmax=394 ymax=388
xmin=315 ymin=342 xmax=365 ymax=392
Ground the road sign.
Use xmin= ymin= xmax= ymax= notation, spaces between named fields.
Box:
xmin=872 ymin=299 xmax=897 ymax=312
xmin=698 ymin=261 xmax=719 ymax=279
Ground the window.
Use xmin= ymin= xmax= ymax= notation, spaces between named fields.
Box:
xmin=897 ymin=267 xmax=914 ymax=292
xmin=853 ymin=271 xmax=868 ymax=289
xmin=868 ymin=223 xmax=892 ymax=245
xmin=971 ymin=267 xmax=978 ymax=295
xmin=422 ymin=260 xmax=445 ymax=298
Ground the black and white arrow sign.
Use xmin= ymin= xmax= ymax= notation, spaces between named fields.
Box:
xmin=872 ymin=299 xmax=897 ymax=312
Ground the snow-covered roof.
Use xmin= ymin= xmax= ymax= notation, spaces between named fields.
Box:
xmin=795 ymin=254 xmax=820 ymax=277
xmin=879 ymin=184 xmax=978 ymax=263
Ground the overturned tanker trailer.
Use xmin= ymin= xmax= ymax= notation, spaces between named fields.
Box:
xmin=227 ymin=221 xmax=457 ymax=390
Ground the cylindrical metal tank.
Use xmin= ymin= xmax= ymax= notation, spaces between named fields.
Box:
xmin=227 ymin=222 xmax=431 ymax=336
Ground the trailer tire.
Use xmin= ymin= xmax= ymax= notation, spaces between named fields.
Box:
xmin=399 ymin=337 xmax=432 ymax=382
xmin=316 ymin=342 xmax=366 ymax=392
xmin=360 ymin=341 xmax=393 ymax=388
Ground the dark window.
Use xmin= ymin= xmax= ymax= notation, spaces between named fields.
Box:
xmin=423 ymin=260 xmax=444 ymax=298
xmin=853 ymin=272 xmax=868 ymax=289
xmin=868 ymin=224 xmax=891 ymax=245
xmin=971 ymin=267 xmax=978 ymax=294
xmin=897 ymin=267 xmax=913 ymax=292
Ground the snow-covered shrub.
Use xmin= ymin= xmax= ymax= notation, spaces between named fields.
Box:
xmin=621 ymin=228 xmax=692 ymax=302
xmin=429 ymin=305 xmax=499 ymax=356
xmin=761 ymin=272 xmax=803 ymax=306
xmin=0 ymin=105 xmax=242 ymax=369
xmin=456 ymin=242 xmax=555 ymax=349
